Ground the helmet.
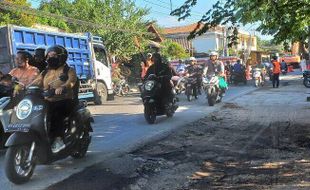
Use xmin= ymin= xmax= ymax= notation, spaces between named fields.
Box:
xmin=46 ymin=45 xmax=68 ymax=64
xmin=210 ymin=51 xmax=218 ymax=56
xmin=189 ymin=57 xmax=196 ymax=61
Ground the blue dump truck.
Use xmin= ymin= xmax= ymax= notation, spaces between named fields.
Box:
xmin=0 ymin=25 xmax=114 ymax=104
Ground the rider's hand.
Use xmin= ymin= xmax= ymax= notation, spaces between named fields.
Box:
xmin=55 ymin=87 xmax=64 ymax=95
xmin=13 ymin=84 xmax=23 ymax=97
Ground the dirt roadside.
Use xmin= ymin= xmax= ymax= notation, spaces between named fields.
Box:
xmin=48 ymin=80 xmax=310 ymax=190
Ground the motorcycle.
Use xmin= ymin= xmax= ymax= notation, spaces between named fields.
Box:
xmin=0 ymin=83 xmax=14 ymax=148
xmin=0 ymin=96 xmax=11 ymax=148
xmin=203 ymin=75 xmax=222 ymax=106
xmin=141 ymin=74 xmax=178 ymax=124
xmin=184 ymin=76 xmax=198 ymax=101
xmin=113 ymin=77 xmax=130 ymax=96
xmin=252 ymin=68 xmax=264 ymax=87
xmin=171 ymin=76 xmax=186 ymax=95
xmin=231 ymin=71 xmax=247 ymax=85
xmin=4 ymin=85 xmax=93 ymax=184
xmin=303 ymin=70 xmax=310 ymax=88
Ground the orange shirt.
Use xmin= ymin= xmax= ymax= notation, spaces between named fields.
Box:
xmin=272 ymin=61 xmax=281 ymax=74
xmin=9 ymin=66 xmax=39 ymax=86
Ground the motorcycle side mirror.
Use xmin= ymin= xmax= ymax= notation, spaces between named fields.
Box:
xmin=59 ymin=74 xmax=68 ymax=82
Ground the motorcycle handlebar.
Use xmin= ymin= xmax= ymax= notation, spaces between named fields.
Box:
xmin=43 ymin=88 xmax=67 ymax=97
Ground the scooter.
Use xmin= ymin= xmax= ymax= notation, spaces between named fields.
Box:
xmin=141 ymin=74 xmax=178 ymax=124
xmin=303 ymin=70 xmax=310 ymax=88
xmin=0 ymin=84 xmax=14 ymax=148
xmin=203 ymin=75 xmax=222 ymax=106
xmin=184 ymin=76 xmax=198 ymax=101
xmin=252 ymin=68 xmax=264 ymax=87
xmin=4 ymin=85 xmax=93 ymax=184
xmin=171 ymin=76 xmax=185 ymax=95
xmin=231 ymin=71 xmax=247 ymax=85
xmin=113 ymin=77 xmax=130 ymax=96
xmin=0 ymin=96 xmax=11 ymax=148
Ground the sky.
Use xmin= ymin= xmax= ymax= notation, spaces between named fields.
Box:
xmin=28 ymin=0 xmax=272 ymax=40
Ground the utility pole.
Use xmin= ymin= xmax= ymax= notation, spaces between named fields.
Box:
xmin=170 ymin=0 xmax=173 ymax=12
xmin=308 ymin=26 xmax=310 ymax=60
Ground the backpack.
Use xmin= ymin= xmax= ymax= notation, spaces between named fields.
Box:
xmin=42 ymin=64 xmax=79 ymax=104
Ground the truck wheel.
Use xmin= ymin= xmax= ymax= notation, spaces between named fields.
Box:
xmin=94 ymin=82 xmax=108 ymax=105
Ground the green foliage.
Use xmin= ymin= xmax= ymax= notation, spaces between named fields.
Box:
xmin=161 ymin=40 xmax=189 ymax=60
xmin=37 ymin=0 xmax=151 ymax=60
xmin=256 ymin=36 xmax=284 ymax=52
xmin=0 ymin=0 xmax=37 ymax=26
xmin=171 ymin=0 xmax=310 ymax=46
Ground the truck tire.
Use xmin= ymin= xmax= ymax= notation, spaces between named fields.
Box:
xmin=94 ymin=82 xmax=108 ymax=105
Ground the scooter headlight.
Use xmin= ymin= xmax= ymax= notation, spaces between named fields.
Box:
xmin=144 ymin=81 xmax=155 ymax=91
xmin=16 ymin=99 xmax=33 ymax=120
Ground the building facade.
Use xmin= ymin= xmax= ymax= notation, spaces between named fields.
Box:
xmin=163 ymin=23 xmax=257 ymax=56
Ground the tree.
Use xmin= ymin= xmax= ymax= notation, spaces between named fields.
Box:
xmin=38 ymin=0 xmax=151 ymax=60
xmin=0 ymin=0 xmax=37 ymax=26
xmin=161 ymin=40 xmax=189 ymax=60
xmin=171 ymin=0 xmax=309 ymax=51
xmin=256 ymin=36 xmax=284 ymax=53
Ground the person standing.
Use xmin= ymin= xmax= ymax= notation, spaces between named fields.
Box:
xmin=272 ymin=56 xmax=281 ymax=88
xmin=300 ymin=55 xmax=307 ymax=72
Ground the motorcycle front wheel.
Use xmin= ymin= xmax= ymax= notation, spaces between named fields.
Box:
xmin=5 ymin=144 xmax=36 ymax=184
xmin=144 ymin=105 xmax=156 ymax=124
xmin=303 ymin=78 xmax=310 ymax=88
xmin=185 ymin=88 xmax=192 ymax=102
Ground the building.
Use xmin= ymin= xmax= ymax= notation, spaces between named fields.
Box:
xmin=163 ymin=23 xmax=257 ymax=56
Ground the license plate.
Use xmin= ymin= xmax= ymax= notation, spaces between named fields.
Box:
xmin=6 ymin=123 xmax=31 ymax=132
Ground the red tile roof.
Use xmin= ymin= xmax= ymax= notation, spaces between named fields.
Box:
xmin=163 ymin=23 xmax=224 ymax=35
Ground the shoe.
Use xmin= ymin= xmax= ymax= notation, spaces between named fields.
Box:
xmin=51 ymin=137 xmax=66 ymax=153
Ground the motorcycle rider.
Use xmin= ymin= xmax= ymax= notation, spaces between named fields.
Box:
xmin=145 ymin=52 xmax=174 ymax=106
xmin=254 ymin=61 xmax=266 ymax=82
xmin=33 ymin=45 xmax=77 ymax=153
xmin=185 ymin=57 xmax=201 ymax=96
xmin=141 ymin=53 xmax=153 ymax=80
xmin=9 ymin=50 xmax=40 ymax=92
xmin=280 ymin=59 xmax=288 ymax=74
xmin=32 ymin=47 xmax=47 ymax=72
xmin=203 ymin=51 xmax=226 ymax=94
xmin=176 ymin=59 xmax=186 ymax=74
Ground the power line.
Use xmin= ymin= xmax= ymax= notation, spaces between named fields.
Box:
xmin=141 ymin=0 xmax=203 ymax=17
xmin=0 ymin=1 xmax=154 ymax=37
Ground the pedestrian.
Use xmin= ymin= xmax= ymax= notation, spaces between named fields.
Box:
xmin=300 ymin=55 xmax=307 ymax=72
xmin=271 ymin=56 xmax=281 ymax=88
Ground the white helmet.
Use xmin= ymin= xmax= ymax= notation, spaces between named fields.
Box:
xmin=189 ymin=57 xmax=196 ymax=61
xmin=210 ymin=51 xmax=218 ymax=56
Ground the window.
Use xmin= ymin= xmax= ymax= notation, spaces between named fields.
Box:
xmin=94 ymin=46 xmax=108 ymax=67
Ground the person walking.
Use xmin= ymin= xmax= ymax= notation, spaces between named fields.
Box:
xmin=271 ymin=56 xmax=281 ymax=88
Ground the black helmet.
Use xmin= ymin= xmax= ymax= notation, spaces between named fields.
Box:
xmin=46 ymin=45 xmax=68 ymax=63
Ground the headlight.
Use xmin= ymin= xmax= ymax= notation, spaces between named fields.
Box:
xmin=16 ymin=99 xmax=33 ymax=120
xmin=144 ymin=81 xmax=155 ymax=91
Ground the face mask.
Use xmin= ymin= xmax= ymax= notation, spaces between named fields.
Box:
xmin=46 ymin=57 xmax=60 ymax=69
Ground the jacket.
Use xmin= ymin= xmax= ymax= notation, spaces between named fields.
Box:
xmin=34 ymin=64 xmax=77 ymax=102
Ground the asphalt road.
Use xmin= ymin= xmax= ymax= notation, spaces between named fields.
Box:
xmin=0 ymin=79 xmax=283 ymax=190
